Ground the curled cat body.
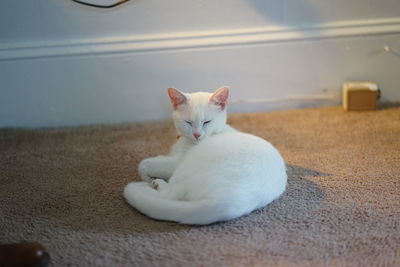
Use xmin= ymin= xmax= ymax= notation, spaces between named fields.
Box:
xmin=123 ymin=87 xmax=287 ymax=225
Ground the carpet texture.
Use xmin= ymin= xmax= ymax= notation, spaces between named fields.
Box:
xmin=0 ymin=106 xmax=399 ymax=266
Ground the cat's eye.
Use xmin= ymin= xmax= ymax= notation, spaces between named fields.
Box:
xmin=203 ymin=120 xmax=211 ymax=125
xmin=185 ymin=120 xmax=192 ymax=126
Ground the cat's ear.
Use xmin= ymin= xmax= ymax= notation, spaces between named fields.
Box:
xmin=168 ymin=88 xmax=187 ymax=110
xmin=210 ymin=86 xmax=229 ymax=110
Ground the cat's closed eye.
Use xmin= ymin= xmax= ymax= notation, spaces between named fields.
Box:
xmin=185 ymin=120 xmax=192 ymax=126
xmin=203 ymin=120 xmax=211 ymax=125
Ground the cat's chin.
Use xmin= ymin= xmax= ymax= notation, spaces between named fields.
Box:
xmin=191 ymin=138 xmax=201 ymax=144
xmin=184 ymin=136 xmax=203 ymax=144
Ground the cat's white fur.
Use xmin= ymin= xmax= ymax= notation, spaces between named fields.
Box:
xmin=123 ymin=87 xmax=287 ymax=225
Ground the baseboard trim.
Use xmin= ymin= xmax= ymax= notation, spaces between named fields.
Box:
xmin=1 ymin=18 xmax=400 ymax=61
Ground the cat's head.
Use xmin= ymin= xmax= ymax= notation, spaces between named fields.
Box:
xmin=167 ymin=87 xmax=229 ymax=143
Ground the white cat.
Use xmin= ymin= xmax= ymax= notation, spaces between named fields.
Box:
xmin=123 ymin=87 xmax=287 ymax=225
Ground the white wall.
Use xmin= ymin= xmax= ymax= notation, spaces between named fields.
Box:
xmin=1 ymin=0 xmax=400 ymax=127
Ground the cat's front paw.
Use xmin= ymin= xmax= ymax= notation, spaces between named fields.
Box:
xmin=150 ymin=180 xmax=159 ymax=190
xmin=138 ymin=156 xmax=174 ymax=182
xmin=151 ymin=179 xmax=167 ymax=191
xmin=138 ymin=158 xmax=155 ymax=182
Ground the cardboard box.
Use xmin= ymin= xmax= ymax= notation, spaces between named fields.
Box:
xmin=342 ymin=82 xmax=379 ymax=111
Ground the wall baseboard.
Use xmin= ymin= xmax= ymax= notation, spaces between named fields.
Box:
xmin=1 ymin=18 xmax=400 ymax=61
xmin=1 ymin=17 xmax=400 ymax=127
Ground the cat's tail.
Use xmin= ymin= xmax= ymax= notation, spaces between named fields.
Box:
xmin=123 ymin=182 xmax=240 ymax=225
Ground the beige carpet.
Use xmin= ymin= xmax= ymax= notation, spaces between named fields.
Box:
xmin=0 ymin=106 xmax=399 ymax=266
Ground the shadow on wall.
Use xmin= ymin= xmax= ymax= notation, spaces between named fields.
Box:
xmin=378 ymin=101 xmax=400 ymax=110
xmin=247 ymin=0 xmax=323 ymax=27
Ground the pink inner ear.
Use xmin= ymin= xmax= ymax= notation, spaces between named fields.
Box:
xmin=210 ymin=87 xmax=229 ymax=110
xmin=168 ymin=88 xmax=187 ymax=109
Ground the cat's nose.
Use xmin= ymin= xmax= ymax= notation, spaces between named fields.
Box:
xmin=193 ymin=133 xmax=201 ymax=140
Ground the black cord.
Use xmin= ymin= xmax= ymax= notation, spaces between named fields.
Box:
xmin=71 ymin=0 xmax=130 ymax=9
